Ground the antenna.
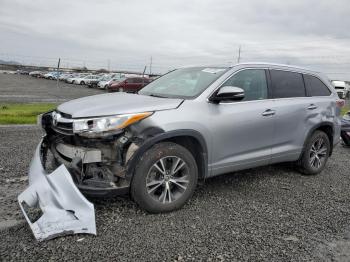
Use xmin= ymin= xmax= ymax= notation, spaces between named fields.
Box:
xmin=237 ymin=46 xmax=241 ymax=63
xmin=149 ymin=56 xmax=153 ymax=75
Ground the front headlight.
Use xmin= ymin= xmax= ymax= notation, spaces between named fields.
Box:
xmin=73 ymin=112 xmax=153 ymax=136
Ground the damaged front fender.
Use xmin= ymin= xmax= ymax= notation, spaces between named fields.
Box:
xmin=18 ymin=139 xmax=96 ymax=241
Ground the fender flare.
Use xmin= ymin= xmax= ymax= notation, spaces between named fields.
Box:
xmin=125 ymin=129 xmax=208 ymax=180
xmin=301 ymin=122 xmax=335 ymax=158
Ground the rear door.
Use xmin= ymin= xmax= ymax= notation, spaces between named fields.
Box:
xmin=269 ymin=69 xmax=314 ymax=163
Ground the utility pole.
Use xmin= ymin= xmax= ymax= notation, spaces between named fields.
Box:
xmin=149 ymin=56 xmax=152 ymax=75
xmin=142 ymin=65 xmax=147 ymax=86
xmin=237 ymin=45 xmax=241 ymax=64
xmin=56 ymin=58 xmax=61 ymax=89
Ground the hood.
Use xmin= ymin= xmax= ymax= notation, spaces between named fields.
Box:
xmin=57 ymin=92 xmax=183 ymax=118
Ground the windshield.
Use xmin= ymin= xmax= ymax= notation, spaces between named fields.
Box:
xmin=139 ymin=67 xmax=228 ymax=98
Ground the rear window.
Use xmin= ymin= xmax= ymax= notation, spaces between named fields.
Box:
xmin=270 ymin=70 xmax=306 ymax=98
xmin=304 ymin=75 xmax=331 ymax=96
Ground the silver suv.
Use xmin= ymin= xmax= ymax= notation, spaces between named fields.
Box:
xmin=23 ymin=63 xmax=342 ymax=215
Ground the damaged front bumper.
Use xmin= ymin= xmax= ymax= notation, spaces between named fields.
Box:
xmin=18 ymin=140 xmax=97 ymax=241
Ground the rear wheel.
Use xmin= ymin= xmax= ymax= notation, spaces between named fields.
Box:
xmin=298 ymin=130 xmax=330 ymax=175
xmin=81 ymin=81 xmax=85 ymax=85
xmin=131 ymin=142 xmax=198 ymax=213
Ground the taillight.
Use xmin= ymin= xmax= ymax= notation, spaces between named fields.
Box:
xmin=336 ymin=99 xmax=345 ymax=108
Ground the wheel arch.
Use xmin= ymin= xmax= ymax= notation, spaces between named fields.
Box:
xmin=302 ymin=122 xmax=335 ymax=157
xmin=126 ymin=129 xmax=208 ymax=181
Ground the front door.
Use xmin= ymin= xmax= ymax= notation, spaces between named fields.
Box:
xmin=209 ymin=69 xmax=275 ymax=176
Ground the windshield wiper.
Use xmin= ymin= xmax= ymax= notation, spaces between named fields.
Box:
xmin=148 ymin=94 xmax=168 ymax=98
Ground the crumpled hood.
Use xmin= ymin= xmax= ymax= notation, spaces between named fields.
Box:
xmin=58 ymin=92 xmax=183 ymax=118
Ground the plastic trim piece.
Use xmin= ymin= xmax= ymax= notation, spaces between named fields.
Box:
xmin=18 ymin=140 xmax=96 ymax=241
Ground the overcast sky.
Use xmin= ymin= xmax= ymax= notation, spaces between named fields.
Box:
xmin=1 ymin=0 xmax=350 ymax=79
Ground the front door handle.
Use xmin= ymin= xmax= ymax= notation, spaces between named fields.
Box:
xmin=307 ymin=104 xmax=318 ymax=110
xmin=262 ymin=109 xmax=275 ymax=116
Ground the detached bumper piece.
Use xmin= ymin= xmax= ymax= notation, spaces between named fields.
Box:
xmin=18 ymin=141 xmax=96 ymax=241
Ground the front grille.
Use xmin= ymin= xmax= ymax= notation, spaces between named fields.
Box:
xmin=52 ymin=111 xmax=74 ymax=135
xmin=55 ymin=122 xmax=73 ymax=135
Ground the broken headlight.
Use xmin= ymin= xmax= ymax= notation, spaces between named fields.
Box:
xmin=73 ymin=112 xmax=152 ymax=137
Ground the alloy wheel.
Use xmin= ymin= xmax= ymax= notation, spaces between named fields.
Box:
xmin=146 ymin=156 xmax=190 ymax=204
xmin=309 ymin=138 xmax=328 ymax=169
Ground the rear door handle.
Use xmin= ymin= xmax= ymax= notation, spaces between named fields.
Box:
xmin=262 ymin=109 xmax=275 ymax=116
xmin=307 ymin=104 xmax=318 ymax=110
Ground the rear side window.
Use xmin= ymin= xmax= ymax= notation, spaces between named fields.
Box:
xmin=304 ymin=75 xmax=331 ymax=96
xmin=270 ymin=70 xmax=305 ymax=98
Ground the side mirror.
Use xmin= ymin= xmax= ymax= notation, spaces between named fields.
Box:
xmin=210 ymin=86 xmax=245 ymax=103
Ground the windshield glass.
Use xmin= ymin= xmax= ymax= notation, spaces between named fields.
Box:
xmin=139 ymin=67 xmax=228 ymax=98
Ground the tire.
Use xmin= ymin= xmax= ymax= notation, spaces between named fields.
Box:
xmin=81 ymin=81 xmax=85 ymax=85
xmin=131 ymin=142 xmax=198 ymax=213
xmin=298 ymin=130 xmax=330 ymax=175
xmin=72 ymin=80 xmax=76 ymax=84
xmin=341 ymin=131 xmax=350 ymax=146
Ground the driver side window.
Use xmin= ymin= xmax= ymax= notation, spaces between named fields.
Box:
xmin=222 ymin=69 xmax=268 ymax=101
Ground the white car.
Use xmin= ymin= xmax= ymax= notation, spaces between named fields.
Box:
xmin=69 ymin=74 xmax=90 ymax=85
xmin=82 ymin=75 xmax=101 ymax=85
xmin=97 ymin=73 xmax=125 ymax=89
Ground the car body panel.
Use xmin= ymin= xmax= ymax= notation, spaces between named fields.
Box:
xmin=18 ymin=140 xmax=96 ymax=241
xmin=57 ymin=92 xmax=184 ymax=118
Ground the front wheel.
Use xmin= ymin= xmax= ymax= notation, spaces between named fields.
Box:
xmin=131 ymin=142 xmax=198 ymax=213
xmin=298 ymin=130 xmax=330 ymax=175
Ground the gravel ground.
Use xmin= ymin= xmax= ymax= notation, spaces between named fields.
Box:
xmin=0 ymin=125 xmax=350 ymax=261
xmin=0 ymin=73 xmax=103 ymax=103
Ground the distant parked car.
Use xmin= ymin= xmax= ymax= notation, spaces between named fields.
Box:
xmin=82 ymin=75 xmax=101 ymax=86
xmin=71 ymin=75 xmax=98 ymax=85
xmin=59 ymin=73 xmax=74 ymax=81
xmin=87 ymin=75 xmax=105 ymax=88
xmin=66 ymin=74 xmax=87 ymax=84
xmin=37 ymin=71 xmax=48 ymax=78
xmin=341 ymin=111 xmax=350 ymax=146
xmin=29 ymin=71 xmax=43 ymax=77
xmin=108 ymin=77 xmax=152 ymax=93
xmin=97 ymin=74 xmax=125 ymax=89
xmin=16 ymin=69 xmax=29 ymax=75
xmin=44 ymin=72 xmax=61 ymax=80
xmin=332 ymin=81 xmax=349 ymax=99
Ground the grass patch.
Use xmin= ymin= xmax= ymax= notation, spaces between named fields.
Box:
xmin=341 ymin=105 xmax=350 ymax=116
xmin=0 ymin=103 xmax=57 ymax=124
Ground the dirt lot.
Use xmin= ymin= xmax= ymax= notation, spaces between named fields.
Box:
xmin=1 ymin=128 xmax=350 ymax=261
xmin=0 ymin=73 xmax=103 ymax=103
xmin=0 ymin=74 xmax=350 ymax=261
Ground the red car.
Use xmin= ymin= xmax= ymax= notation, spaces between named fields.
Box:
xmin=108 ymin=77 xmax=152 ymax=93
